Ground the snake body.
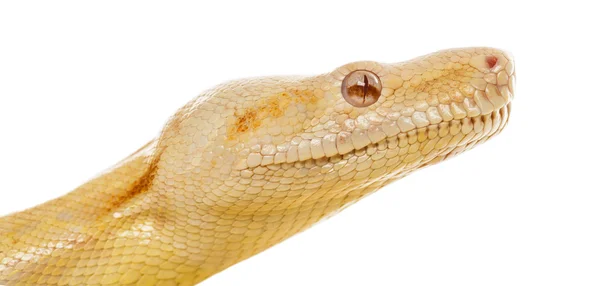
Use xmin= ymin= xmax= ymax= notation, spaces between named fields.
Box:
xmin=0 ymin=47 xmax=515 ymax=285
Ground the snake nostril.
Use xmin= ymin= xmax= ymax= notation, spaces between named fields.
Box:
xmin=486 ymin=56 xmax=498 ymax=69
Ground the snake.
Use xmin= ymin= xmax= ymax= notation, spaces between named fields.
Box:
xmin=0 ymin=47 xmax=515 ymax=285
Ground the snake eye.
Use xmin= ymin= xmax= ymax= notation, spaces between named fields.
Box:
xmin=341 ymin=70 xmax=382 ymax=107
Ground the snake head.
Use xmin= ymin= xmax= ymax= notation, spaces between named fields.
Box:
xmin=153 ymin=47 xmax=515 ymax=189
xmin=151 ymin=46 xmax=514 ymax=224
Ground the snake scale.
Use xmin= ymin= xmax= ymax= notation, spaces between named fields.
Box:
xmin=0 ymin=47 xmax=515 ymax=285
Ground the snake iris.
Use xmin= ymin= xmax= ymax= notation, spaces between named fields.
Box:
xmin=0 ymin=47 xmax=515 ymax=285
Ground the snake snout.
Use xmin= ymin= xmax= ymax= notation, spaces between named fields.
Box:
xmin=467 ymin=48 xmax=516 ymax=111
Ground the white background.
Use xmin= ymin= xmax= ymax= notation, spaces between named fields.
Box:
xmin=1 ymin=1 xmax=598 ymax=285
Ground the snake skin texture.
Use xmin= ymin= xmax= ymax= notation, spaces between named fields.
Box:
xmin=0 ymin=47 xmax=515 ymax=285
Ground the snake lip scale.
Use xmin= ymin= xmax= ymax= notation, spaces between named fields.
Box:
xmin=1 ymin=47 xmax=515 ymax=285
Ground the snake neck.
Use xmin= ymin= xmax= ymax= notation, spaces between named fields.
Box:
xmin=0 ymin=141 xmax=161 ymax=284
xmin=0 ymin=139 xmax=324 ymax=285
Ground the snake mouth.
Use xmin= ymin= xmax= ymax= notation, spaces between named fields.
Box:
xmin=334 ymin=103 xmax=511 ymax=164
xmin=237 ymin=102 xmax=511 ymax=171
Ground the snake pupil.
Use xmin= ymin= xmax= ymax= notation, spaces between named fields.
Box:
xmin=362 ymin=75 xmax=368 ymax=103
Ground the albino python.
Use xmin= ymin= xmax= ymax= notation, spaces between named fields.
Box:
xmin=0 ymin=47 xmax=515 ymax=285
